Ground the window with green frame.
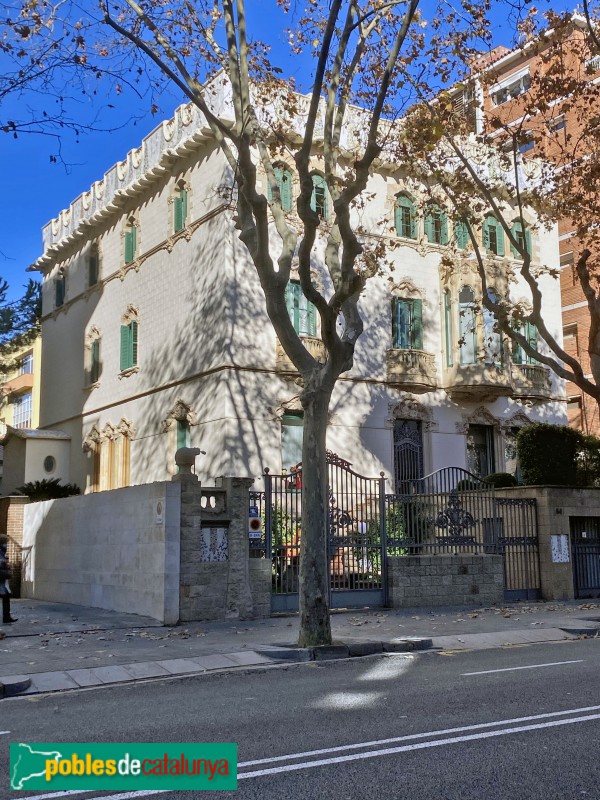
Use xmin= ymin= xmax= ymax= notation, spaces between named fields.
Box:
xmin=510 ymin=220 xmax=531 ymax=259
xmin=90 ymin=338 xmax=101 ymax=383
xmin=424 ymin=204 xmax=449 ymax=245
xmin=310 ymin=173 xmax=328 ymax=220
xmin=458 ymin=285 xmax=477 ymax=365
xmin=483 ymin=215 xmax=505 ymax=256
xmin=391 ymin=298 xmax=423 ymax=350
xmin=88 ymin=244 xmax=99 ymax=287
xmin=483 ymin=288 xmax=503 ymax=366
xmin=286 ymin=281 xmax=317 ymax=336
xmin=454 ymin=220 xmax=470 ymax=250
xmin=55 ymin=273 xmax=65 ymax=308
xmin=512 ymin=321 xmax=538 ymax=364
xmin=444 ymin=289 xmax=454 ymax=366
xmin=394 ymin=194 xmax=417 ymax=239
xmin=124 ymin=221 xmax=137 ymax=264
xmin=281 ymin=412 xmax=303 ymax=472
xmin=268 ymin=165 xmax=294 ymax=212
xmin=120 ymin=320 xmax=138 ymax=371
xmin=173 ymin=188 xmax=188 ymax=233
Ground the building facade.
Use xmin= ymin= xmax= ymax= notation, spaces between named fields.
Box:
xmin=28 ymin=92 xmax=566 ymax=495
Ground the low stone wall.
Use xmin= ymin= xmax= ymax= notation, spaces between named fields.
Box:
xmin=249 ymin=559 xmax=272 ymax=618
xmin=20 ymin=482 xmax=181 ymax=623
xmin=0 ymin=496 xmax=29 ymax=597
xmin=387 ymin=554 xmax=503 ymax=608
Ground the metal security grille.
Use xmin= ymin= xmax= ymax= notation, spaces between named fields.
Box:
xmin=571 ymin=517 xmax=600 ymax=598
xmin=393 ymin=419 xmax=424 ymax=487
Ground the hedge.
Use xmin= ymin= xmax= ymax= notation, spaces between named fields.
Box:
xmin=517 ymin=423 xmax=582 ymax=486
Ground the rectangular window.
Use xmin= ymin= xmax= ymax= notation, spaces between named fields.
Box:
xmin=491 ymin=71 xmax=530 ymax=106
xmin=55 ymin=275 xmax=65 ymax=308
xmin=549 ymin=115 xmax=566 ymax=134
xmin=89 ymin=247 xmax=99 ymax=286
xmin=19 ymin=353 xmax=33 ymax=375
xmin=174 ymin=189 xmax=188 ymax=233
xmin=512 ymin=321 xmax=537 ymax=365
xmin=585 ymin=55 xmax=600 ymax=73
xmin=177 ymin=419 xmax=191 ymax=450
xmin=120 ymin=321 xmax=138 ymax=371
xmin=13 ymin=392 xmax=32 ymax=429
xmin=281 ymin=413 xmax=303 ymax=473
xmin=467 ymin=424 xmax=495 ymax=478
xmin=518 ymin=135 xmax=534 ymax=154
xmin=444 ymin=290 xmax=454 ymax=367
xmin=391 ymin=298 xmax=423 ymax=350
xmin=90 ymin=339 xmax=100 ymax=383
xmin=124 ymin=226 xmax=137 ymax=265
xmin=286 ymin=282 xmax=317 ymax=337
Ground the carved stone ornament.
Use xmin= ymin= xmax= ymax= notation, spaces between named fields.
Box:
xmin=500 ymin=410 xmax=531 ymax=431
xmin=455 ymin=406 xmax=499 ymax=434
xmin=121 ymin=304 xmax=139 ymax=325
xmin=117 ymin=417 xmax=137 ymax=439
xmin=82 ymin=190 xmax=92 ymax=210
xmin=82 ymin=425 xmax=102 ymax=453
xmin=387 ymin=396 xmax=438 ymax=432
xmin=132 ymin=146 xmax=143 ymax=168
xmin=117 ymin=159 xmax=128 ymax=182
xmin=94 ymin=180 xmax=104 ymax=200
xmin=162 ymin=118 xmax=175 ymax=141
xmin=390 ymin=277 xmax=425 ymax=299
xmin=161 ymin=399 xmax=197 ymax=432
xmin=180 ymin=103 xmax=194 ymax=126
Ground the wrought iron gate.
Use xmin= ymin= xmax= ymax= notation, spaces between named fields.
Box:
xmin=256 ymin=452 xmax=386 ymax=612
xmin=571 ymin=517 xmax=600 ymax=598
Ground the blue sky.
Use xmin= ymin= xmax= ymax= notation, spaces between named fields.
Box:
xmin=0 ymin=1 xmax=576 ymax=301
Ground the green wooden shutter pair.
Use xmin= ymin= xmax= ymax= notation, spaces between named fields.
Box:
xmin=269 ymin=166 xmax=293 ymax=212
xmin=124 ymin=226 xmax=137 ymax=264
xmin=90 ymin=339 xmax=100 ymax=383
xmin=177 ymin=419 xmax=191 ymax=449
xmin=174 ymin=190 xmax=188 ymax=232
xmin=510 ymin=222 xmax=531 ymax=259
xmin=120 ymin=321 xmax=138 ymax=371
xmin=425 ymin=206 xmax=448 ymax=245
xmin=391 ymin=298 xmax=423 ymax=350
xmin=483 ymin=217 xmax=505 ymax=256
xmin=286 ymin=281 xmax=316 ymax=336
xmin=512 ymin=322 xmax=537 ymax=364
xmin=394 ymin=195 xmax=417 ymax=239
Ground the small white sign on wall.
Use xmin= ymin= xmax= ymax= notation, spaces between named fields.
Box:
xmin=551 ymin=534 xmax=570 ymax=564
xmin=155 ymin=500 xmax=164 ymax=525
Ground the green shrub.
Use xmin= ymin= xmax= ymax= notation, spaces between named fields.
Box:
xmin=484 ymin=472 xmax=518 ymax=488
xmin=16 ymin=478 xmax=81 ymax=501
xmin=456 ymin=478 xmax=480 ymax=491
xmin=577 ymin=434 xmax=600 ymax=487
xmin=517 ymin=423 xmax=582 ymax=486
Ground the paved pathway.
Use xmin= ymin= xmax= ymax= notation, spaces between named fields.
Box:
xmin=1 ymin=598 xmax=598 ymax=695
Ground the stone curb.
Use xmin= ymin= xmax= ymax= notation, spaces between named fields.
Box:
xmin=0 ymin=677 xmax=32 ymax=698
xmin=257 ymin=637 xmax=433 ymax=662
xmin=558 ymin=626 xmax=600 ymax=636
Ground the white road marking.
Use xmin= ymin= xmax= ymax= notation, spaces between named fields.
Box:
xmin=238 ymin=712 xmax=600 ymax=779
xmin=238 ymin=703 xmax=600 ymax=766
xmin=15 ymin=704 xmax=600 ymax=799
xmin=463 ymin=660 xmax=584 ymax=676
xmin=0 ymin=730 xmax=10 ymax=735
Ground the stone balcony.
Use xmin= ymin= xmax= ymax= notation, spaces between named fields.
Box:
xmin=444 ymin=362 xmax=513 ymax=402
xmin=275 ymin=336 xmax=328 ymax=373
xmin=1 ymin=372 xmax=34 ymax=397
xmin=511 ymin=363 xmax=552 ymax=401
xmin=386 ymin=349 xmax=437 ymax=393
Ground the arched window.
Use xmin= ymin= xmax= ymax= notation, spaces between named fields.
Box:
xmin=483 ymin=215 xmax=505 ymax=256
xmin=310 ymin=173 xmax=329 ymax=220
xmin=268 ymin=164 xmax=294 ymax=212
xmin=120 ymin=307 xmax=139 ymax=372
xmin=454 ymin=221 xmax=470 ymax=250
xmin=483 ymin=288 xmax=503 ymax=366
xmin=286 ymin=281 xmax=317 ymax=336
xmin=394 ymin=194 xmax=417 ymax=239
xmin=458 ymin=286 xmax=477 ymax=365
xmin=424 ymin=204 xmax=448 ymax=245
xmin=510 ymin=220 xmax=531 ymax=259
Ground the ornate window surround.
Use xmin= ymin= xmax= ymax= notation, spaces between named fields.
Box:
xmin=162 ymin=399 xmax=198 ymax=477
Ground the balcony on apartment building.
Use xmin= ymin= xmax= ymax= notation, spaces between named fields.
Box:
xmin=386 ymin=348 xmax=437 ymax=393
xmin=275 ymin=336 xmax=328 ymax=373
xmin=444 ymin=361 xmax=513 ymax=402
xmin=1 ymin=371 xmax=34 ymax=397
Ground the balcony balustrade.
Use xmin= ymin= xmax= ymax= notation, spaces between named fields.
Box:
xmin=511 ymin=363 xmax=552 ymax=401
xmin=386 ymin=348 xmax=437 ymax=393
xmin=275 ymin=336 xmax=328 ymax=373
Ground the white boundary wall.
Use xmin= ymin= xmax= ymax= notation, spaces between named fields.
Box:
xmin=20 ymin=482 xmax=181 ymax=623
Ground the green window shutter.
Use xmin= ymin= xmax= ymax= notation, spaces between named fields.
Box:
xmin=306 ymin=299 xmax=317 ymax=336
xmin=512 ymin=337 xmax=523 ymax=364
xmin=526 ymin=322 xmax=537 ymax=363
xmin=174 ymin=195 xmax=183 ymax=232
xmin=124 ymin=226 xmax=136 ymax=264
xmin=454 ymin=221 xmax=469 ymax=250
xmin=444 ymin=290 xmax=453 ymax=367
xmin=131 ymin=320 xmax=138 ymax=366
xmin=311 ymin=174 xmax=328 ymax=219
xmin=287 ymin=282 xmax=300 ymax=333
xmin=483 ymin=219 xmax=491 ymax=252
xmin=495 ymin=219 xmax=505 ymax=256
xmin=395 ymin=195 xmax=416 ymax=239
xmin=411 ymin=299 xmax=423 ymax=350
xmin=510 ymin=222 xmax=528 ymax=258
xmin=177 ymin=420 xmax=191 ymax=449
xmin=55 ymin=276 xmax=64 ymax=307
xmin=120 ymin=325 xmax=130 ymax=371
xmin=280 ymin=169 xmax=293 ymax=212
xmin=525 ymin=229 xmax=532 ymax=257
xmin=391 ymin=298 xmax=399 ymax=347
xmin=424 ymin=210 xmax=434 ymax=243
xmin=90 ymin=339 xmax=100 ymax=383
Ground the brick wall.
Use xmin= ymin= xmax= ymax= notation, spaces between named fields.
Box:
xmin=387 ymin=554 xmax=504 ymax=608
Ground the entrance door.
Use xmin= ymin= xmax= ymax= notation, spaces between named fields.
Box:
xmin=467 ymin=424 xmax=495 ymax=478
xmin=394 ymin=419 xmax=424 ymax=490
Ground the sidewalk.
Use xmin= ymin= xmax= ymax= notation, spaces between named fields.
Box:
xmin=1 ymin=598 xmax=599 ymax=696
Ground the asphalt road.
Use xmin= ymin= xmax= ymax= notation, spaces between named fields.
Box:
xmin=2 ymin=638 xmax=599 ymax=800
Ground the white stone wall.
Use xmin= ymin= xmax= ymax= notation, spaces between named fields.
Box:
xmin=20 ymin=481 xmax=181 ymax=623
